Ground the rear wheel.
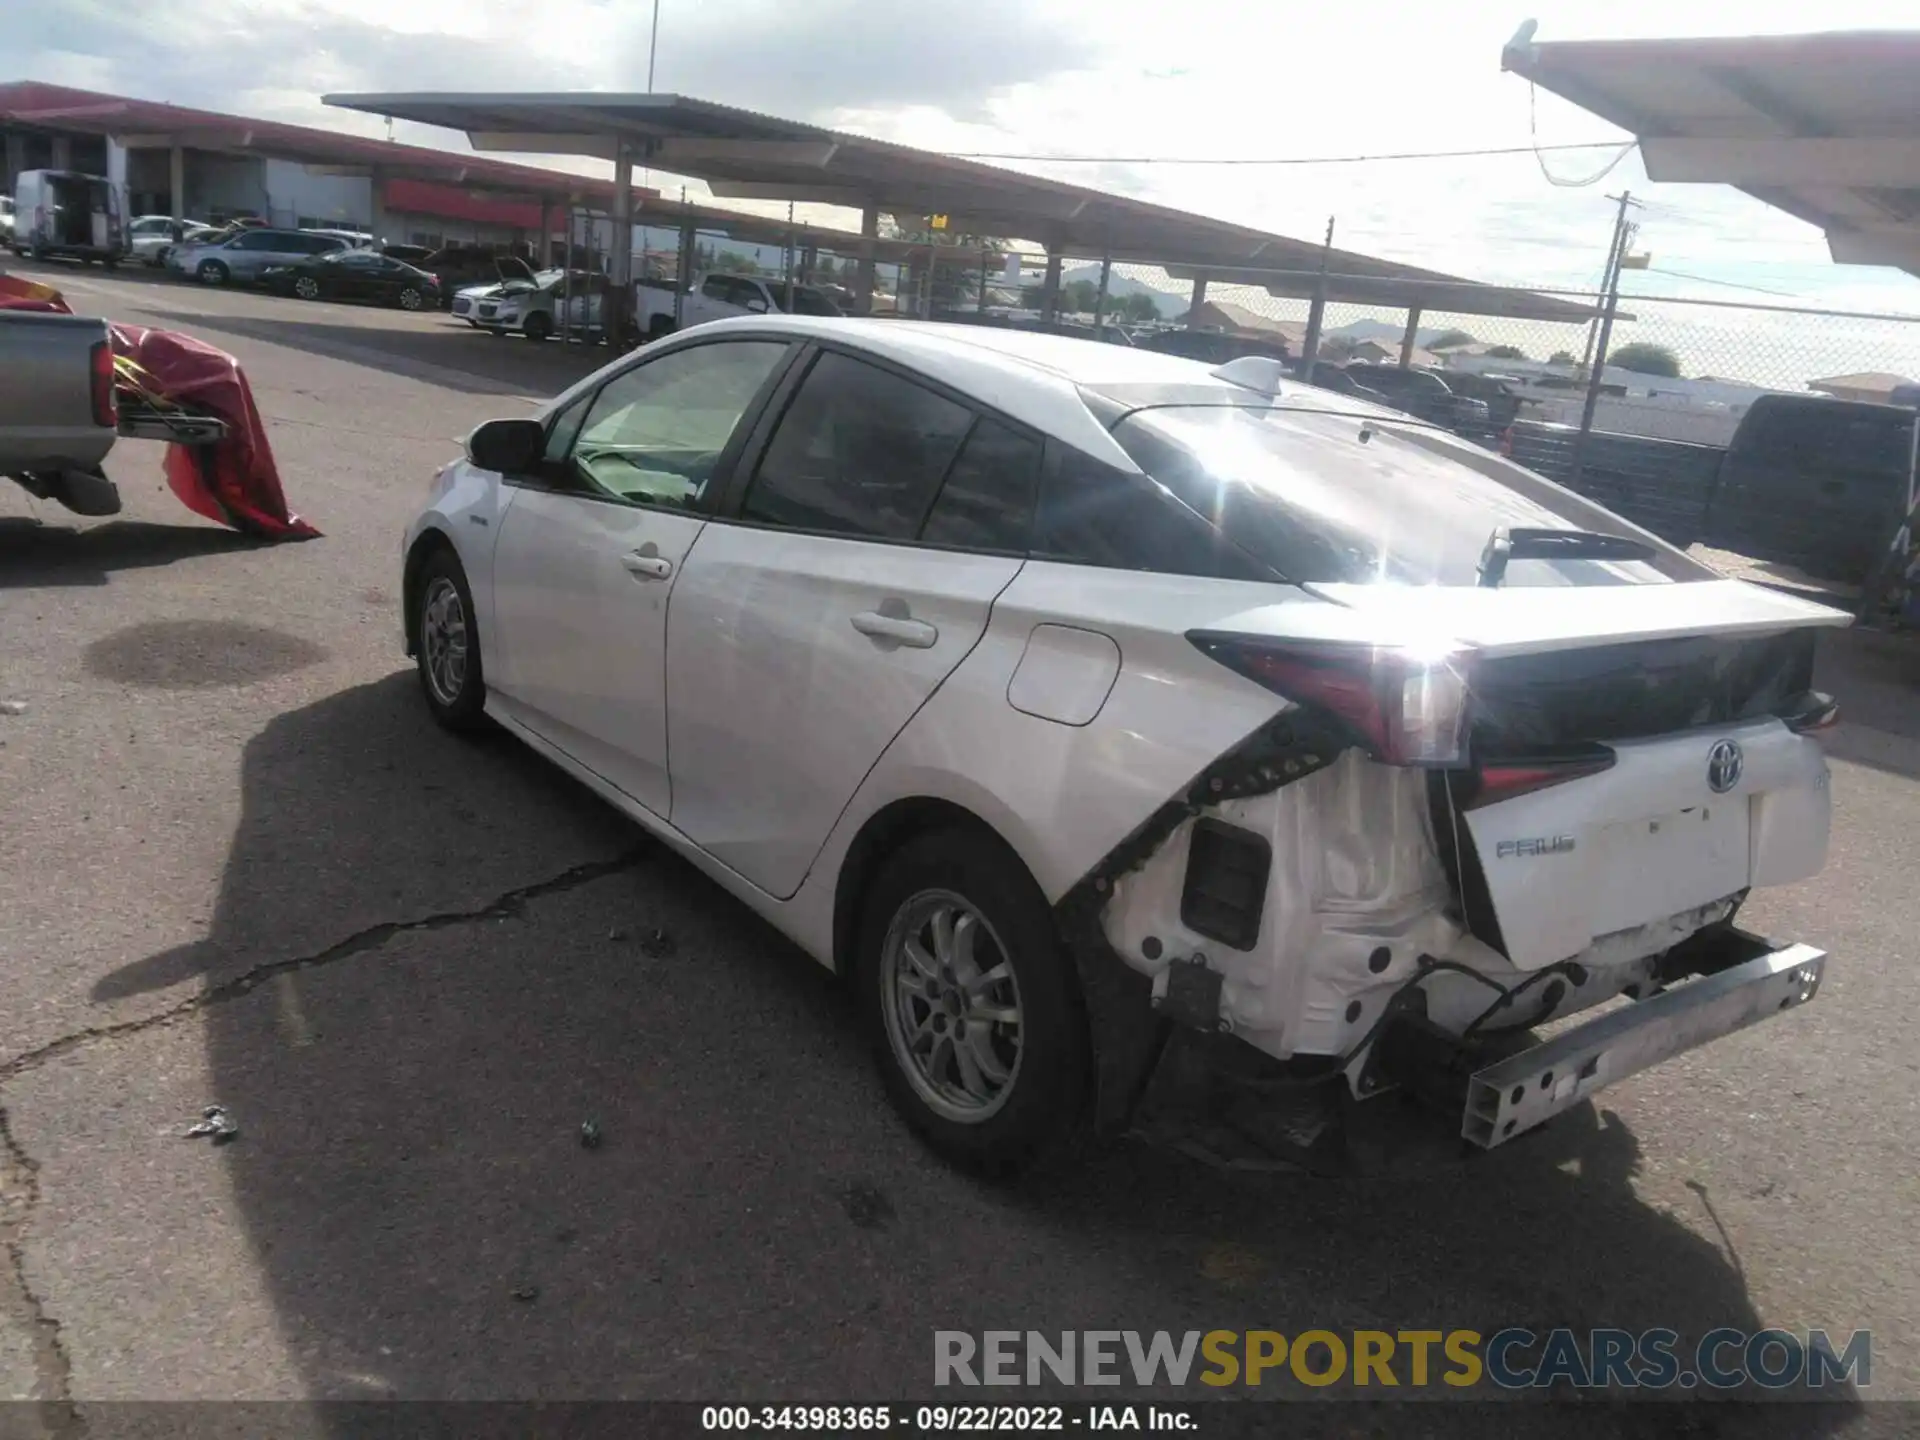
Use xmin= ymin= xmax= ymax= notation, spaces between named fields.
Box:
xmin=197 ymin=259 xmax=229 ymax=285
xmin=523 ymin=311 xmax=552 ymax=342
xmin=293 ymin=275 xmax=321 ymax=301
xmin=413 ymin=548 xmax=487 ymax=732
xmin=397 ymin=286 xmax=424 ymax=311
xmin=856 ymin=830 xmax=1088 ymax=1174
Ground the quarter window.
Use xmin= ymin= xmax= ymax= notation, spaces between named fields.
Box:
xmin=741 ymin=352 xmax=975 ymax=540
xmin=566 ymin=341 xmax=789 ymax=509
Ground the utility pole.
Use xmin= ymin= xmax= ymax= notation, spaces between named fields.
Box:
xmin=1297 ymin=215 xmax=1335 ymax=375
xmin=1573 ymin=190 xmax=1639 ymax=482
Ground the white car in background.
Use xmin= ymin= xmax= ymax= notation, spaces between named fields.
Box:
xmin=400 ymin=317 xmax=1844 ymax=1173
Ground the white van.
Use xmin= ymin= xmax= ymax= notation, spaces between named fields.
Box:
xmin=10 ymin=170 xmax=128 ymax=266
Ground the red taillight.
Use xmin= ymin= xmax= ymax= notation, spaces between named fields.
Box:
xmin=1466 ymin=751 xmax=1616 ymax=808
xmin=88 ymin=339 xmax=117 ymax=429
xmin=1189 ymin=634 xmax=1470 ymax=766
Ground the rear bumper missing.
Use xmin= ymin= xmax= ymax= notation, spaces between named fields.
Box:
xmin=1455 ymin=934 xmax=1824 ymax=1148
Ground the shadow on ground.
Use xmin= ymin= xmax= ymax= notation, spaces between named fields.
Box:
xmin=89 ymin=676 xmax=1867 ymax=1433
xmin=135 ymin=305 xmax=612 ymax=399
xmin=0 ymin=516 xmax=261 ymax=589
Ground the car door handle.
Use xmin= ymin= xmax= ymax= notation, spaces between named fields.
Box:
xmin=621 ymin=552 xmax=673 ymax=580
xmin=850 ymin=610 xmax=938 ymax=648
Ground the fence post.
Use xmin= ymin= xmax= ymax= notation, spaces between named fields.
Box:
xmin=1573 ymin=192 xmax=1635 ymax=486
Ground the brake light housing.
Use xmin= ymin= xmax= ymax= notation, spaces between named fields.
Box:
xmin=1188 ymin=633 xmax=1471 ymax=766
xmin=88 ymin=338 xmax=118 ymax=429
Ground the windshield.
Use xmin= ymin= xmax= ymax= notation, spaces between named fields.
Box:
xmin=1112 ymin=404 xmax=1691 ymax=587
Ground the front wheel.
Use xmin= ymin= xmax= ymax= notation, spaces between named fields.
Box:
xmin=397 ymin=286 xmax=424 ymax=311
xmin=293 ymin=275 xmax=321 ymax=301
xmin=413 ymin=548 xmax=488 ymax=731
xmin=197 ymin=260 xmax=229 ymax=285
xmin=856 ymin=830 xmax=1088 ymax=1174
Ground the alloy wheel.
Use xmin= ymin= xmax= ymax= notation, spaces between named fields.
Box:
xmin=420 ymin=576 xmax=469 ymax=708
xmin=880 ymin=890 xmax=1025 ymax=1123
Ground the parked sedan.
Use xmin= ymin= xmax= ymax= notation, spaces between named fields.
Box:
xmin=402 ymin=317 xmax=1844 ymax=1174
xmin=260 ymin=249 xmax=442 ymax=309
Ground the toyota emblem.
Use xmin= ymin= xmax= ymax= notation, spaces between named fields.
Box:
xmin=1707 ymin=738 xmax=1744 ymax=794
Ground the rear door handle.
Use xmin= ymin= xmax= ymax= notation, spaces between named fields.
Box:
xmin=621 ymin=552 xmax=673 ymax=580
xmin=851 ymin=610 xmax=938 ymax=648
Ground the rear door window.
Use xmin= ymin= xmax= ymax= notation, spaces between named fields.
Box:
xmin=1737 ymin=402 xmax=1914 ymax=476
xmin=741 ymin=352 xmax=974 ymax=539
xmin=920 ymin=418 xmax=1040 ymax=552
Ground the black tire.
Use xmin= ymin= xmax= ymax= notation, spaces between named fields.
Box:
xmin=646 ymin=315 xmax=677 ymax=343
xmin=523 ymin=311 xmax=552 ymax=342
xmin=197 ymin=259 xmax=229 ymax=285
xmin=413 ymin=547 xmax=488 ymax=732
xmin=397 ymin=286 xmax=424 ymax=311
xmin=293 ymin=275 xmax=321 ymax=301
xmin=855 ymin=829 xmax=1088 ymax=1174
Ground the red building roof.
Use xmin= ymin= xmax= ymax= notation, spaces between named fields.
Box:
xmin=0 ymin=81 xmax=652 ymax=208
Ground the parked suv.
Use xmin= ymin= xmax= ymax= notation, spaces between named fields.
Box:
xmin=167 ymin=228 xmax=348 ymax=285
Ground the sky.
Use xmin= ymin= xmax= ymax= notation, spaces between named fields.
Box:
xmin=9 ymin=0 xmax=1920 ymax=333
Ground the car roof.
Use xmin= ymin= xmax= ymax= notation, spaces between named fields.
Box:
xmin=677 ymin=316 xmax=1274 ymax=462
xmin=605 ymin=315 xmax=1414 ymax=465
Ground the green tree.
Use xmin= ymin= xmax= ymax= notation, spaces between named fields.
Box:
xmin=1548 ymin=349 xmax=1578 ymax=366
xmin=1427 ymin=327 xmax=1476 ymax=350
xmin=1114 ymin=292 xmax=1161 ymax=323
xmin=1486 ymin=344 xmax=1528 ymax=360
xmin=1607 ymin=341 xmax=1682 ymax=377
xmin=1060 ymin=278 xmax=1100 ymax=314
xmin=714 ymin=249 xmax=761 ymax=274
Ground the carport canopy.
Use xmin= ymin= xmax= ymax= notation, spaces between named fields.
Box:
xmin=1502 ymin=26 xmax=1920 ymax=279
xmin=323 ymin=90 xmax=1597 ymax=323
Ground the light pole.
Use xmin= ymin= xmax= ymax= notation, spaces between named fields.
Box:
xmin=647 ymin=0 xmax=661 ymax=90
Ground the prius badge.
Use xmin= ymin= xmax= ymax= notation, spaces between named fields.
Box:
xmin=1495 ymin=835 xmax=1577 ymax=859
xmin=1707 ymin=738 xmax=1744 ymax=794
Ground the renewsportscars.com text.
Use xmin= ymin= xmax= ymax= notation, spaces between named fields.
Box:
xmin=934 ymin=1329 xmax=1871 ymax=1391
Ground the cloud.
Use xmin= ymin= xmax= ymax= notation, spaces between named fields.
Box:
xmin=0 ymin=0 xmax=1104 ymax=131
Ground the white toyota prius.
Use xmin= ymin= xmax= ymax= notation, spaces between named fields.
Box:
xmin=402 ymin=315 xmax=1846 ymax=1172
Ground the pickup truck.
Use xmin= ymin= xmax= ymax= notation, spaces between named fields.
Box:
xmin=1508 ymin=392 xmax=1919 ymax=583
xmin=633 ymin=272 xmax=843 ymax=340
xmin=1 ymin=309 xmax=224 ymax=516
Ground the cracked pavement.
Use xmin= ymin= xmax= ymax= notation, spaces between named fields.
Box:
xmin=1 ymin=262 xmax=1916 ymax=1435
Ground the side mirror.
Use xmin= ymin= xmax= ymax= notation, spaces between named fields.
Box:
xmin=466 ymin=417 xmax=545 ymax=475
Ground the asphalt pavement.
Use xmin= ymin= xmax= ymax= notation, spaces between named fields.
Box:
xmin=0 ymin=258 xmax=1915 ymax=1435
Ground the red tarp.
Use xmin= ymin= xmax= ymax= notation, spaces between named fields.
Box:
xmin=1 ymin=273 xmax=319 ymax=539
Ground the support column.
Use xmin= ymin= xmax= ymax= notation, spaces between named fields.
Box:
xmin=1299 ymin=293 xmax=1327 ymax=373
xmin=855 ymin=202 xmax=879 ymax=316
xmin=1040 ymin=249 xmax=1062 ymax=323
xmin=368 ymin=167 xmax=390 ymax=243
xmin=977 ymin=244 xmax=989 ymax=312
xmin=675 ymin=219 xmax=695 ymax=328
xmin=539 ymin=198 xmax=554 ymax=267
xmin=50 ymin=136 xmax=72 ymax=170
xmin=1398 ymin=306 xmax=1423 ymax=368
xmin=1185 ymin=273 xmax=1209 ymax=327
xmin=168 ymin=144 xmax=186 ymax=222
xmin=607 ymin=144 xmax=635 ymax=350
xmin=1092 ymin=254 xmax=1112 ymax=328
xmin=800 ymin=242 xmax=817 ymax=285
xmin=5 ymin=133 xmax=27 ymax=196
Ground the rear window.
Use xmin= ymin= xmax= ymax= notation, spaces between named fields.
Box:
xmin=1109 ymin=404 xmax=1687 ymax=587
xmin=1734 ymin=400 xmax=1915 ymax=475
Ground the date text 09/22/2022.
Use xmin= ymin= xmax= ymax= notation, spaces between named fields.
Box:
xmin=702 ymin=1407 xmax=1191 ymax=1432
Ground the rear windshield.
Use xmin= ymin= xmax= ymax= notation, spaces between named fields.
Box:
xmin=1111 ymin=404 xmax=1687 ymax=587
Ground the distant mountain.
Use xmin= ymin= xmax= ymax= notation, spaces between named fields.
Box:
xmin=1328 ymin=318 xmax=1471 ymax=347
xmin=1061 ymin=265 xmax=1189 ymax=319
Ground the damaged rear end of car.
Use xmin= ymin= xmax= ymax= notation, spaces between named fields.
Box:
xmin=1048 ymin=396 xmax=1849 ymax=1167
